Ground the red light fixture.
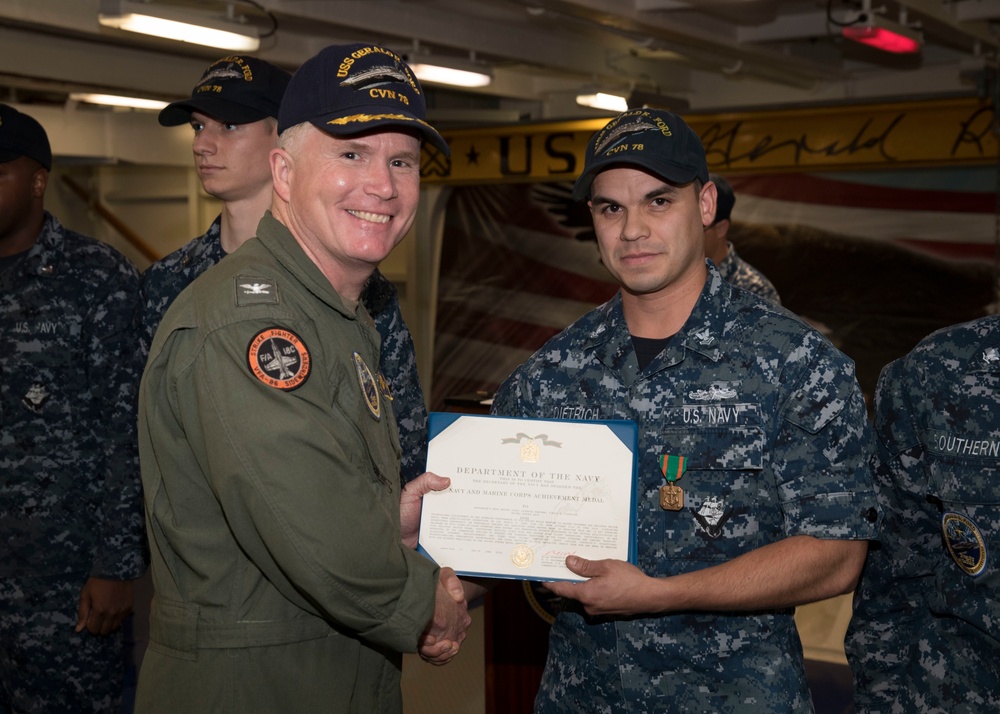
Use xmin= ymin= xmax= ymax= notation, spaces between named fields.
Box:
xmin=842 ymin=15 xmax=923 ymax=55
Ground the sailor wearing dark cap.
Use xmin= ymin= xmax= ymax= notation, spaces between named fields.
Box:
xmin=0 ymin=103 xmax=52 ymax=169
xmin=144 ymin=52 xmax=431 ymax=492
xmin=140 ymin=56 xmax=291 ymax=356
xmin=491 ymin=108 xmax=881 ymax=712
xmin=135 ymin=45 xmax=469 ymax=713
xmin=0 ymin=102 xmax=146 ymax=712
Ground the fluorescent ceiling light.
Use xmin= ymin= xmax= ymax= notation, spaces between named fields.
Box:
xmin=410 ymin=63 xmax=492 ymax=88
xmin=842 ymin=16 xmax=922 ymax=54
xmin=70 ymin=93 xmax=169 ymax=111
xmin=98 ymin=1 xmax=260 ymax=52
xmin=576 ymin=92 xmax=629 ymax=112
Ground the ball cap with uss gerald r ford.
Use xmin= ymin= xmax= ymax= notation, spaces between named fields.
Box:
xmin=0 ymin=103 xmax=52 ymax=171
xmin=573 ymin=108 xmax=708 ymax=201
xmin=278 ymin=43 xmax=449 ymax=156
xmin=158 ymin=55 xmax=291 ymax=127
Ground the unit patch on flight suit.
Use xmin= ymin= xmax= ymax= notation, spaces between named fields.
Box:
xmin=247 ymin=327 xmax=310 ymax=390
xmin=354 ymin=352 xmax=381 ymax=420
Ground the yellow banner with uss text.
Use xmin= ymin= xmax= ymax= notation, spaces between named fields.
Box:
xmin=419 ymin=97 xmax=999 ymax=184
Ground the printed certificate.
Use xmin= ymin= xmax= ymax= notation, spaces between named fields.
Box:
xmin=417 ymin=413 xmax=638 ymax=582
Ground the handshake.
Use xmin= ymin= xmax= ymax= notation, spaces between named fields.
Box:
xmin=402 ymin=472 xmax=489 ymax=666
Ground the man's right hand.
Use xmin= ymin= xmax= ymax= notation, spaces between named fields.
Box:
xmin=417 ymin=567 xmax=472 ymax=665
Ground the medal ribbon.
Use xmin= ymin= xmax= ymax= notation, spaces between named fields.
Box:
xmin=658 ymin=454 xmax=686 ymax=484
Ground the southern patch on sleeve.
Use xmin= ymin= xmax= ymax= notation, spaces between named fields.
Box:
xmin=942 ymin=511 xmax=987 ymax=577
xmin=247 ymin=327 xmax=310 ymax=390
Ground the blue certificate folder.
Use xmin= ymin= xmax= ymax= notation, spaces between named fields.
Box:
xmin=417 ymin=412 xmax=639 ymax=582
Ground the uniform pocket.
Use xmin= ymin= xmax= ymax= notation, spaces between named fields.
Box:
xmin=927 ymin=452 xmax=999 ymax=635
xmin=653 ymin=415 xmax=766 ymax=565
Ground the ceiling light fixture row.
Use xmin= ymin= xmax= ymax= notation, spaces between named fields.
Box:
xmin=69 ymin=92 xmax=168 ymax=110
xmin=575 ymin=92 xmax=628 ymax=112
xmin=406 ymin=44 xmax=493 ymax=88
xmin=575 ymin=87 xmax=690 ymax=114
xmin=97 ymin=0 xmax=261 ymax=52
xmin=409 ymin=61 xmax=492 ymax=88
xmin=97 ymin=3 xmax=497 ymax=90
xmin=98 ymin=4 xmax=498 ymax=95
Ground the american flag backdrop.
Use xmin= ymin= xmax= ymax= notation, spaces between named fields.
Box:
xmin=430 ymin=167 xmax=999 ymax=409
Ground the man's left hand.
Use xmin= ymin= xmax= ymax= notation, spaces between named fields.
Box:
xmin=543 ymin=556 xmax=659 ymax=617
xmin=75 ymin=577 xmax=134 ymax=636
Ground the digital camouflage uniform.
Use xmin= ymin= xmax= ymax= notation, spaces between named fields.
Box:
xmin=136 ymin=213 xmax=437 ymax=713
xmin=140 ymin=215 xmax=428 ymax=484
xmin=846 ymin=315 xmax=1000 ymax=713
xmin=0 ymin=212 xmax=147 ymax=712
xmin=492 ymin=262 xmax=880 ymax=713
xmin=716 ymin=243 xmax=781 ymax=306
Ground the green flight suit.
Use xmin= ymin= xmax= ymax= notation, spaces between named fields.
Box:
xmin=136 ymin=213 xmax=438 ymax=713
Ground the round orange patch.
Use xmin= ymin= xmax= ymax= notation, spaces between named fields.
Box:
xmin=247 ymin=327 xmax=311 ymax=390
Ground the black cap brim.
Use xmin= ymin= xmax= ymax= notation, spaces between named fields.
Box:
xmin=573 ymin=156 xmax=704 ymax=202
xmin=307 ymin=106 xmax=450 ymax=156
xmin=158 ymin=97 xmax=273 ymax=127
xmin=0 ymin=148 xmax=51 ymax=170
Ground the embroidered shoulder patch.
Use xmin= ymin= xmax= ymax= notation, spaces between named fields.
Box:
xmin=354 ymin=352 xmax=380 ymax=420
xmin=235 ymin=276 xmax=279 ymax=305
xmin=942 ymin=511 xmax=987 ymax=577
xmin=247 ymin=327 xmax=310 ymax=390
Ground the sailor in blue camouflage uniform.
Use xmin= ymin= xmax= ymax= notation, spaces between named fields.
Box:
xmin=142 ymin=55 xmax=428 ymax=484
xmin=846 ymin=315 xmax=1000 ymax=713
xmin=705 ymin=173 xmax=781 ymax=305
xmin=0 ymin=104 xmax=146 ymax=712
xmin=491 ymin=109 xmax=880 ymax=713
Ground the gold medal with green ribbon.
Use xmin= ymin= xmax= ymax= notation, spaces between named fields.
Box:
xmin=658 ymin=454 xmax=686 ymax=511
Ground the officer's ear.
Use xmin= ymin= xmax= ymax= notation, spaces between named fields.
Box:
xmin=270 ymin=148 xmax=292 ymax=203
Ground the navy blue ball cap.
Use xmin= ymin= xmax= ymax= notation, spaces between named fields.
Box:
xmin=159 ymin=55 xmax=291 ymax=127
xmin=573 ymin=108 xmax=708 ymax=201
xmin=278 ymin=43 xmax=449 ymax=156
xmin=0 ymin=103 xmax=52 ymax=170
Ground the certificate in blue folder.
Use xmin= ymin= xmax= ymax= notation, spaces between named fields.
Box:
xmin=417 ymin=413 xmax=638 ymax=582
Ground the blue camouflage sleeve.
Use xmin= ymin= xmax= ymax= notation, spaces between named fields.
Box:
xmin=771 ymin=331 xmax=880 ymax=540
xmin=138 ymin=262 xmax=179 ymax=363
xmin=88 ymin=258 xmax=148 ymax=580
xmin=364 ymin=272 xmax=429 ymax=486
xmin=490 ymin=365 xmax=533 ymax=418
xmin=846 ymin=357 xmax=937 ymax=707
